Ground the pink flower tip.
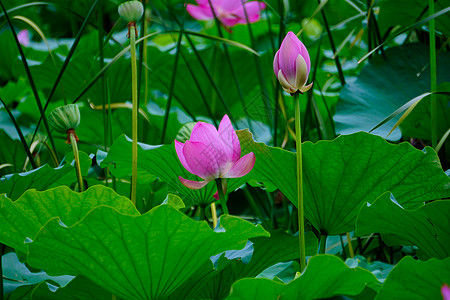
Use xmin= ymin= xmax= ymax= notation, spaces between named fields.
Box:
xmin=442 ymin=284 xmax=450 ymax=300
xmin=18 ymin=29 xmax=30 ymax=47
xmin=175 ymin=115 xmax=255 ymax=190
xmin=186 ymin=0 xmax=266 ymax=28
xmin=273 ymin=31 xmax=312 ymax=95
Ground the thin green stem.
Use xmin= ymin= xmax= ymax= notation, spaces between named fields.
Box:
xmin=69 ymin=133 xmax=84 ymax=192
xmin=130 ymin=24 xmax=138 ymax=205
xmin=318 ymin=0 xmax=346 ymax=86
xmin=161 ymin=30 xmax=183 ymax=144
xmin=0 ymin=97 xmax=37 ymax=169
xmin=216 ymin=178 xmax=229 ymax=215
xmin=319 ymin=234 xmax=327 ymax=254
xmin=0 ymin=243 xmax=4 ymax=300
xmin=243 ymin=188 xmax=269 ymax=229
xmin=429 ymin=0 xmax=437 ymax=148
xmin=294 ymin=93 xmax=306 ymax=272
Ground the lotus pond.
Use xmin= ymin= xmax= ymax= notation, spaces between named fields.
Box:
xmin=1 ymin=0 xmax=450 ymax=299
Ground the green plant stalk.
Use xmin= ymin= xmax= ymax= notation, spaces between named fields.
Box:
xmin=69 ymin=133 xmax=84 ymax=192
xmin=346 ymin=232 xmax=355 ymax=258
xmin=429 ymin=0 xmax=437 ymax=148
xmin=130 ymin=24 xmax=138 ymax=205
xmin=319 ymin=234 xmax=327 ymax=254
xmin=294 ymin=93 xmax=306 ymax=272
xmin=1 ymin=243 xmax=4 ymax=300
xmin=216 ymin=178 xmax=229 ymax=215
xmin=318 ymin=0 xmax=346 ymax=86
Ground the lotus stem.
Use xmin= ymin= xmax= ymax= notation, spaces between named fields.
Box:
xmin=69 ymin=131 xmax=84 ymax=192
xmin=216 ymin=178 xmax=229 ymax=215
xmin=211 ymin=203 xmax=218 ymax=227
xmin=346 ymin=232 xmax=355 ymax=258
xmin=319 ymin=234 xmax=327 ymax=255
xmin=130 ymin=22 xmax=138 ymax=205
xmin=294 ymin=93 xmax=306 ymax=271
xmin=429 ymin=0 xmax=437 ymax=148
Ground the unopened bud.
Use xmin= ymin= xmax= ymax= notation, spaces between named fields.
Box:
xmin=118 ymin=1 xmax=144 ymax=23
xmin=48 ymin=104 xmax=80 ymax=134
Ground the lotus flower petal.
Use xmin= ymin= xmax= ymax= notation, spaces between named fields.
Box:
xmin=175 ymin=140 xmax=193 ymax=173
xmin=233 ymin=1 xmax=266 ymax=24
xmin=186 ymin=4 xmax=214 ymax=20
xmin=225 ymin=152 xmax=255 ymax=178
xmin=183 ymin=140 xmax=219 ymax=180
xmin=179 ymin=177 xmax=209 ymax=189
xmin=218 ymin=115 xmax=241 ymax=163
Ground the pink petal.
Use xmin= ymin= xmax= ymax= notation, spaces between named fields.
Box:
xmin=18 ymin=29 xmax=30 ymax=47
xmin=213 ymin=191 xmax=219 ymax=200
xmin=219 ymin=17 xmax=240 ymax=27
xmin=278 ymin=32 xmax=304 ymax=83
xmin=218 ymin=115 xmax=241 ymax=163
xmin=183 ymin=140 xmax=220 ymax=180
xmin=190 ymin=121 xmax=233 ymax=170
xmin=273 ymin=49 xmax=281 ymax=77
xmin=179 ymin=177 xmax=209 ymax=189
xmin=232 ymin=1 xmax=266 ymax=24
xmin=175 ymin=140 xmax=193 ymax=173
xmin=216 ymin=0 xmax=241 ymax=12
xmin=186 ymin=4 xmax=214 ymax=20
xmin=224 ymin=152 xmax=255 ymax=178
xmin=443 ymin=284 xmax=450 ymax=300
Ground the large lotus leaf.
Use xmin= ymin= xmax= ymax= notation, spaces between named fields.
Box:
xmin=334 ymin=43 xmax=450 ymax=140
xmin=171 ymin=230 xmax=318 ymax=300
xmin=26 ymin=204 xmax=269 ymax=300
xmin=378 ymin=0 xmax=450 ymax=37
xmin=226 ymin=255 xmax=379 ymax=300
xmin=376 ymin=256 xmax=450 ymax=300
xmin=0 ymin=129 xmax=27 ymax=177
xmin=356 ymin=193 xmax=450 ymax=260
xmin=238 ymin=130 xmax=450 ymax=235
xmin=100 ymin=134 xmax=248 ymax=206
xmin=0 ymin=185 xmax=138 ymax=253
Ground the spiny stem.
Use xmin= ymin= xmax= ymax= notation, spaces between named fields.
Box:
xmin=216 ymin=178 xmax=229 ymax=215
xmin=130 ymin=23 xmax=138 ymax=205
xmin=69 ymin=133 xmax=84 ymax=192
xmin=294 ymin=93 xmax=306 ymax=272
xmin=429 ymin=0 xmax=437 ymax=148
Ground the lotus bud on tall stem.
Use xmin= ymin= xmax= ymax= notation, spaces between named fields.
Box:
xmin=274 ymin=32 xmax=313 ymax=272
xmin=118 ymin=0 xmax=143 ymax=205
xmin=48 ymin=104 xmax=83 ymax=192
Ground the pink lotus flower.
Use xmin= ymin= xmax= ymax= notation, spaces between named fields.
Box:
xmin=18 ymin=29 xmax=30 ymax=47
xmin=186 ymin=0 xmax=266 ymax=28
xmin=273 ymin=31 xmax=313 ymax=94
xmin=176 ymin=115 xmax=255 ymax=189
xmin=443 ymin=284 xmax=450 ymax=300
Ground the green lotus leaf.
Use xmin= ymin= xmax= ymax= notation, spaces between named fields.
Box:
xmin=356 ymin=193 xmax=450 ymax=259
xmin=226 ymin=254 xmax=379 ymax=300
xmin=0 ymin=185 xmax=138 ymax=253
xmin=26 ymin=204 xmax=269 ymax=300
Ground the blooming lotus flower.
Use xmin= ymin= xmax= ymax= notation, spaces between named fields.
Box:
xmin=273 ymin=31 xmax=313 ymax=94
xmin=186 ymin=0 xmax=266 ymax=28
xmin=176 ymin=115 xmax=255 ymax=189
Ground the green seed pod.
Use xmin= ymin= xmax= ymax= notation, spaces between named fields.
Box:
xmin=48 ymin=104 xmax=80 ymax=134
xmin=118 ymin=1 xmax=144 ymax=23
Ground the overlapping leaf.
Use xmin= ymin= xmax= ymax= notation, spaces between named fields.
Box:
xmin=238 ymin=130 xmax=450 ymax=235
xmin=0 ymin=185 xmax=138 ymax=253
xmin=356 ymin=193 xmax=450 ymax=259
xmin=376 ymin=256 xmax=450 ymax=300
xmin=26 ymin=204 xmax=269 ymax=300
xmin=226 ymin=255 xmax=379 ymax=300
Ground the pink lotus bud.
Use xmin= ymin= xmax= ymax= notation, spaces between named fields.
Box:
xmin=186 ymin=0 xmax=266 ymax=28
xmin=273 ymin=32 xmax=313 ymax=95
xmin=17 ymin=29 xmax=30 ymax=47
xmin=175 ymin=115 xmax=255 ymax=190
xmin=443 ymin=284 xmax=450 ymax=300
